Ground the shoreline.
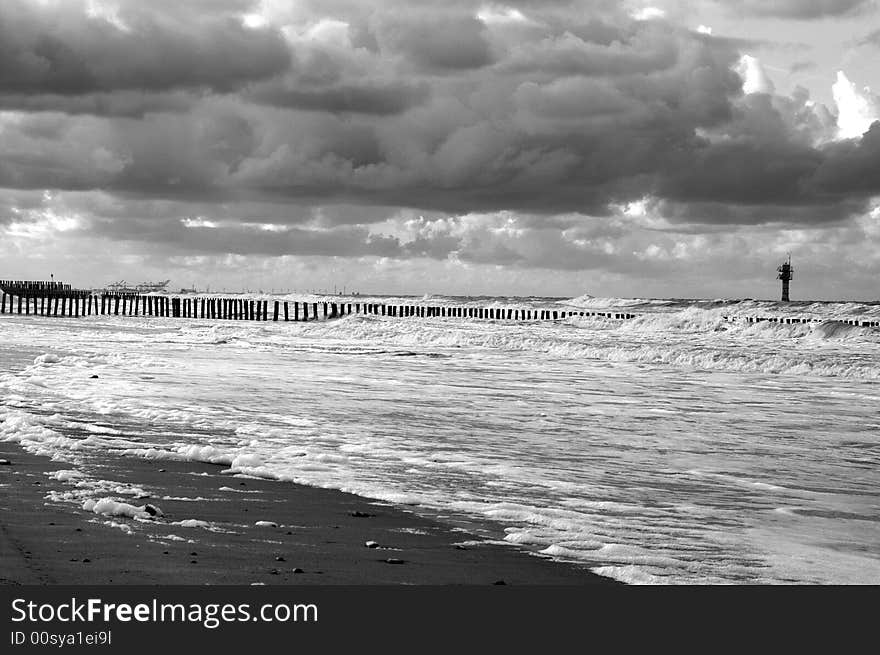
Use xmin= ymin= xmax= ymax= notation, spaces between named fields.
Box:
xmin=0 ymin=441 xmax=617 ymax=585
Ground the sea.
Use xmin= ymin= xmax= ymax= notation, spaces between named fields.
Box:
xmin=1 ymin=293 xmax=879 ymax=584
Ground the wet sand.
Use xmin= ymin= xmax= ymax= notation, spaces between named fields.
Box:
xmin=0 ymin=442 xmax=616 ymax=585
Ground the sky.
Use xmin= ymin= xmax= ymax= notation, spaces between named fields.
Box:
xmin=1 ymin=0 xmax=879 ymax=299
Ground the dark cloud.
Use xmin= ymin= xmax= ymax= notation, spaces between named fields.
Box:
xmin=719 ymin=0 xmax=876 ymax=19
xmin=0 ymin=0 xmax=879 ymax=279
xmin=0 ymin=0 xmax=290 ymax=97
xmin=374 ymin=12 xmax=495 ymax=71
xmin=86 ymin=215 xmax=404 ymax=258
xmin=501 ymin=25 xmax=680 ymax=77
xmin=0 ymin=91 xmax=197 ymax=118
xmin=248 ymin=80 xmax=430 ymax=115
xmin=859 ymin=27 xmax=880 ymax=45
xmin=811 ymin=121 xmax=880 ymax=194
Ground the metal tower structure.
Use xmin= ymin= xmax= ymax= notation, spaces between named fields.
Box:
xmin=777 ymin=255 xmax=793 ymax=302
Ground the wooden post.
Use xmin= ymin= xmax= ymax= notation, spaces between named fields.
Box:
xmin=283 ymin=301 xmax=289 ymax=322
xmin=274 ymin=300 xmax=279 ymax=322
xmin=356 ymin=303 xmax=360 ymax=314
xmin=263 ymin=300 xmax=268 ymax=320
xmin=0 ymin=292 xmax=5 ymax=314
xmin=323 ymin=302 xmax=328 ymax=318
xmin=61 ymin=296 xmax=67 ymax=317
xmin=313 ymin=303 xmax=318 ymax=320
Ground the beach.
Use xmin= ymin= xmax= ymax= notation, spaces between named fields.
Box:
xmin=0 ymin=441 xmax=612 ymax=585
xmin=1 ymin=295 xmax=879 ymax=585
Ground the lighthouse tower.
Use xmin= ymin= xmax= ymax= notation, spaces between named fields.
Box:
xmin=777 ymin=255 xmax=793 ymax=301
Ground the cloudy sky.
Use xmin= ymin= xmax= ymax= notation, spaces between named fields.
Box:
xmin=1 ymin=0 xmax=879 ymax=299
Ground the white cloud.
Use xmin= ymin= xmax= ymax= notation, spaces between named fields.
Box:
xmin=632 ymin=7 xmax=667 ymax=21
xmin=86 ymin=0 xmax=130 ymax=33
xmin=477 ymin=4 xmax=530 ymax=25
xmin=832 ymin=71 xmax=880 ymax=139
xmin=735 ymin=55 xmax=775 ymax=95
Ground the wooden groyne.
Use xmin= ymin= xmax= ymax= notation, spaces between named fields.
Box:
xmin=0 ymin=290 xmax=636 ymax=322
xmin=1 ymin=281 xmax=878 ymax=327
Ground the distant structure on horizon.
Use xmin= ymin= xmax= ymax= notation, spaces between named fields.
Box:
xmin=104 ymin=280 xmax=170 ymax=294
xmin=777 ymin=255 xmax=793 ymax=302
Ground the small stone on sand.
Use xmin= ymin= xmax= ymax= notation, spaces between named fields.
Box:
xmin=365 ymin=540 xmax=379 ymax=548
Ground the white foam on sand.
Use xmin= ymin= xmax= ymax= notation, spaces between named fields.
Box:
xmin=3 ymin=296 xmax=879 ymax=584
xmin=170 ymin=519 xmax=212 ymax=529
xmin=81 ymin=498 xmax=159 ymax=520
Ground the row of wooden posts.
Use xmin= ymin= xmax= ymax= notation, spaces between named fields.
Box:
xmin=0 ymin=279 xmax=79 ymax=295
xmin=0 ymin=291 xmax=639 ymax=322
xmin=1 ymin=282 xmax=877 ymax=327
xmin=735 ymin=316 xmax=880 ymax=327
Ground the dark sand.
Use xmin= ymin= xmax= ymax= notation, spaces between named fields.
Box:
xmin=0 ymin=442 xmax=616 ymax=585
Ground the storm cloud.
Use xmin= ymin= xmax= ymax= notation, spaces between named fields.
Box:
xmin=1 ymin=0 xmax=879 ymax=295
